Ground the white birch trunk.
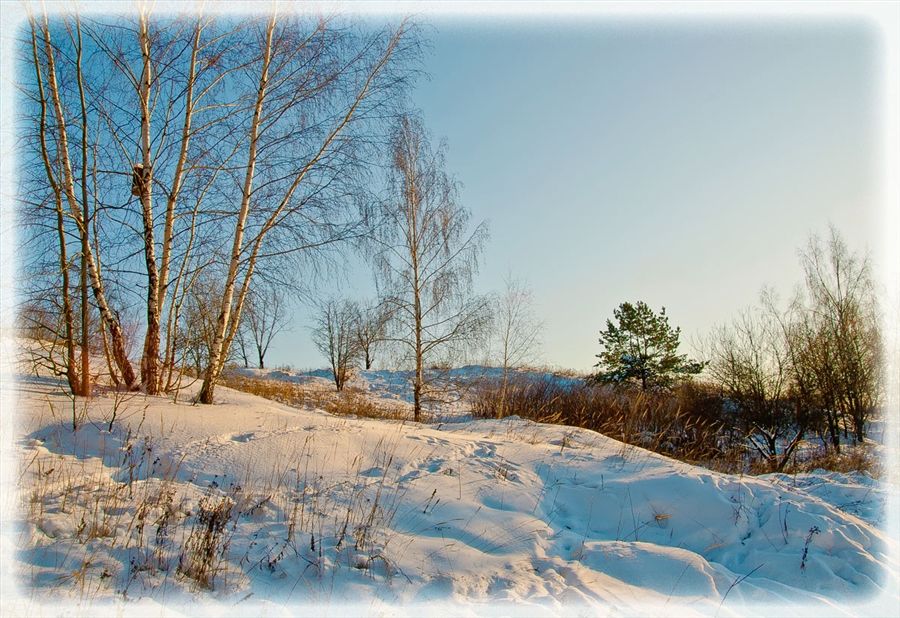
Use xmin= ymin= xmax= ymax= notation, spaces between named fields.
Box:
xmin=39 ymin=14 xmax=137 ymax=389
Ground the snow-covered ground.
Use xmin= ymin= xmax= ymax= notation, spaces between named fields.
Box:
xmin=2 ymin=360 xmax=898 ymax=617
xmin=231 ymin=364 xmax=580 ymax=421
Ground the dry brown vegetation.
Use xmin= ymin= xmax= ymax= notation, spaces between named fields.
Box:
xmin=471 ymin=375 xmax=725 ymax=463
xmin=218 ymin=372 xmax=333 ymax=410
xmin=469 ymin=373 xmax=882 ymax=477
xmin=324 ymin=392 xmax=409 ymax=421
xmin=219 ymin=367 xmax=881 ymax=477
xmin=782 ymin=444 xmax=883 ymax=477
xmin=219 ymin=371 xmax=411 ymax=422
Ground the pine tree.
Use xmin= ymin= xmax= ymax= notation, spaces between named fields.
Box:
xmin=591 ymin=301 xmax=706 ymax=390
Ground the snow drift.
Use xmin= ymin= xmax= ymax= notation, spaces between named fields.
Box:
xmin=3 ymin=369 xmax=898 ymax=617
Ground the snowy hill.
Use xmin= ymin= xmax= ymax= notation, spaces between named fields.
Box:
xmin=230 ymin=364 xmax=581 ymax=420
xmin=3 ymin=368 xmax=898 ymax=617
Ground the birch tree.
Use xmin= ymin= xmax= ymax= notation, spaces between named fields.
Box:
xmin=23 ymin=20 xmax=81 ymax=394
xmin=28 ymin=12 xmax=138 ymax=390
xmin=493 ymin=273 xmax=544 ymax=418
xmin=87 ymin=12 xmax=243 ymax=394
xmin=374 ymin=116 xmax=490 ymax=422
xmin=24 ymin=9 xmax=242 ymax=394
xmin=196 ymin=13 xmax=416 ymax=404
xmin=22 ymin=8 xmax=417 ymax=401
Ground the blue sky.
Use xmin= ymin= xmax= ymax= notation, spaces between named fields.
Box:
xmin=265 ymin=6 xmax=894 ymax=373
xmin=1 ymin=3 xmax=896 ymax=375
xmin=399 ymin=13 xmax=892 ymax=372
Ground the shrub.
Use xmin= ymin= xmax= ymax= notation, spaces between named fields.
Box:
xmin=218 ymin=372 xmax=330 ymax=409
xmin=470 ymin=374 xmax=724 ymax=464
xmin=220 ymin=371 xmax=413 ymax=421
xmin=783 ymin=444 xmax=883 ymax=478
xmin=325 ymin=391 xmax=409 ymax=421
xmin=178 ymin=483 xmax=239 ymax=590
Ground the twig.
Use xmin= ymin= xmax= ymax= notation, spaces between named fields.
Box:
xmin=716 ymin=564 xmax=763 ymax=616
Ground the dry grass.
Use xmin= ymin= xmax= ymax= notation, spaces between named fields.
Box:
xmin=469 ymin=374 xmax=886 ymax=477
xmin=220 ymin=370 xmax=416 ymax=422
xmin=325 ymin=391 xmax=410 ymax=421
xmin=19 ymin=399 xmax=426 ymax=602
xmin=218 ymin=371 xmax=333 ymax=410
xmin=783 ymin=444 xmax=883 ymax=478
xmin=470 ymin=375 xmax=725 ymax=466
xmin=178 ymin=483 xmax=239 ymax=590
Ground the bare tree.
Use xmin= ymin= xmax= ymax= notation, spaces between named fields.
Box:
xmin=239 ymin=284 xmax=291 ymax=369
xmin=86 ymin=12 xmax=248 ymax=395
xmin=196 ymin=13 xmax=417 ymax=404
xmin=703 ymin=228 xmax=881 ymax=467
xmin=23 ymin=21 xmax=81 ymax=394
xmin=493 ymin=273 xmax=544 ymax=418
xmin=27 ymin=12 xmax=137 ymax=390
xmin=23 ymin=9 xmax=242 ymax=396
xmin=374 ymin=116 xmax=491 ymax=421
xmin=311 ymin=298 xmax=362 ymax=391
xmin=760 ymin=288 xmax=826 ymax=453
xmin=235 ymin=321 xmax=252 ymax=369
xmin=705 ymin=307 xmax=803 ymax=472
xmin=21 ymin=8 xmax=418 ymax=402
xmin=796 ymin=226 xmax=881 ymax=445
xmin=352 ymin=298 xmax=392 ymax=370
xmin=102 ymin=13 xmax=213 ymax=394
xmin=179 ymin=273 xmax=235 ymax=377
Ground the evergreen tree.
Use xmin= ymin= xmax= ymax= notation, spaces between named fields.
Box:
xmin=591 ymin=301 xmax=706 ymax=390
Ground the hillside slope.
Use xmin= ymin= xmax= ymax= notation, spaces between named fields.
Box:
xmin=4 ymin=372 xmax=898 ymax=617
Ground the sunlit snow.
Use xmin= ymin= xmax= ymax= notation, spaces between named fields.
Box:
xmin=4 ymin=363 xmax=898 ymax=617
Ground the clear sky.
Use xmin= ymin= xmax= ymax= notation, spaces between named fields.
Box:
xmin=2 ymin=2 xmax=897 ymax=375
xmin=262 ymin=4 xmax=897 ymax=374
xmin=406 ymin=12 xmax=890 ymax=373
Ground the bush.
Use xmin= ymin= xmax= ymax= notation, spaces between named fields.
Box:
xmin=218 ymin=372 xmax=331 ymax=409
xmin=470 ymin=374 xmax=724 ymax=465
xmin=178 ymin=484 xmax=238 ymax=590
xmin=219 ymin=371 xmax=413 ymax=421
xmin=325 ymin=391 xmax=409 ymax=421
xmin=783 ymin=444 xmax=883 ymax=478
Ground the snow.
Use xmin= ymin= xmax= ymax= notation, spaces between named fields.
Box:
xmin=2 ymin=358 xmax=899 ymax=617
xmin=233 ymin=365 xmax=581 ymax=422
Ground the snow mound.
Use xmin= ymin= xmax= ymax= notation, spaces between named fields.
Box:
xmin=5 ymin=372 xmax=898 ymax=617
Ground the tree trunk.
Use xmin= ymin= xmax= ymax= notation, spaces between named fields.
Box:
xmin=853 ymin=408 xmax=866 ymax=444
xmin=76 ymin=21 xmax=91 ymax=398
xmin=413 ymin=240 xmax=423 ymax=423
xmin=156 ymin=18 xmax=201 ymax=393
xmin=413 ymin=364 xmax=422 ymax=422
xmin=135 ymin=14 xmax=162 ymax=395
xmin=80 ymin=217 xmax=90 ymax=396
xmin=30 ymin=23 xmax=82 ymax=396
xmin=197 ymin=17 xmax=405 ymax=404
xmin=499 ymin=366 xmax=508 ymax=420
xmin=776 ymin=429 xmax=805 ymax=472
xmin=827 ymin=409 xmax=841 ymax=454
xmin=39 ymin=14 xmax=137 ymax=389
xmin=198 ymin=16 xmax=275 ymax=405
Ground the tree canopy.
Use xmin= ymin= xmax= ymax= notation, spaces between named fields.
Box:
xmin=591 ymin=301 xmax=706 ymax=390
